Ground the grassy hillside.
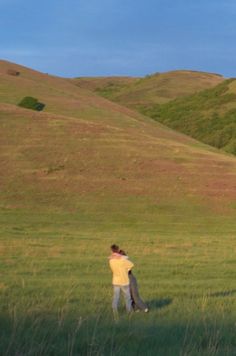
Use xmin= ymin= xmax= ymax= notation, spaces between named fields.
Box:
xmin=0 ymin=60 xmax=144 ymax=126
xmin=0 ymin=60 xmax=236 ymax=355
xmin=73 ymin=69 xmax=236 ymax=156
xmin=73 ymin=70 xmax=224 ymax=108
xmin=142 ymin=79 xmax=236 ymax=155
xmin=72 ymin=76 xmax=139 ymax=95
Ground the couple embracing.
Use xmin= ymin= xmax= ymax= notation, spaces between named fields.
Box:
xmin=109 ymin=244 xmax=148 ymax=319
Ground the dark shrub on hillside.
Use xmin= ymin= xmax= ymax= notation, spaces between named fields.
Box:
xmin=18 ymin=96 xmax=45 ymax=111
xmin=7 ymin=69 xmax=20 ymax=76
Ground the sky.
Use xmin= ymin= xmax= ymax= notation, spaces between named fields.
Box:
xmin=0 ymin=0 xmax=235 ymax=77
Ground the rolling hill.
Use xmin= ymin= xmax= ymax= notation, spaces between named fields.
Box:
xmin=0 ymin=60 xmax=235 ymax=213
xmin=74 ymin=69 xmax=236 ymax=156
xmin=73 ymin=70 xmax=224 ymax=109
xmin=142 ymin=79 xmax=236 ymax=155
xmin=0 ymin=59 xmax=143 ymax=125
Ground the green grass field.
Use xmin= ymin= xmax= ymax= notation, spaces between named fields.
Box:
xmin=1 ymin=205 xmax=236 ymax=355
xmin=0 ymin=60 xmax=236 ymax=355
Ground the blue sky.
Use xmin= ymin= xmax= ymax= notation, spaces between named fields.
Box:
xmin=0 ymin=0 xmax=235 ymax=77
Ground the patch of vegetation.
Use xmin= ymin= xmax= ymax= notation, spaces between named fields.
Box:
xmin=46 ymin=164 xmax=65 ymax=174
xmin=141 ymin=79 xmax=236 ymax=154
xmin=7 ymin=69 xmax=20 ymax=76
xmin=18 ymin=96 xmax=45 ymax=111
xmin=95 ymin=82 xmax=127 ymax=99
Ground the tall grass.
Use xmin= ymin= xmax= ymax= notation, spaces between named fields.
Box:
xmin=0 ymin=206 xmax=235 ymax=355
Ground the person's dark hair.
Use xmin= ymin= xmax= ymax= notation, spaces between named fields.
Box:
xmin=111 ymin=244 xmax=119 ymax=253
xmin=119 ymin=249 xmax=127 ymax=256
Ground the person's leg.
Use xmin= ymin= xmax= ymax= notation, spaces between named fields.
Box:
xmin=121 ymin=285 xmax=132 ymax=313
xmin=130 ymin=288 xmax=136 ymax=311
xmin=112 ymin=285 xmax=120 ymax=319
xmin=129 ymin=275 xmax=136 ymax=311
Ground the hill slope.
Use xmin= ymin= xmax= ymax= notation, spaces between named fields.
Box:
xmin=73 ymin=70 xmax=224 ymax=109
xmin=142 ymin=79 xmax=236 ymax=155
xmin=2 ymin=100 xmax=236 ymax=211
xmin=0 ymin=60 xmax=235 ymax=213
xmin=72 ymin=75 xmax=139 ymax=94
xmin=73 ymin=69 xmax=236 ymax=156
xmin=0 ymin=59 xmax=144 ymax=127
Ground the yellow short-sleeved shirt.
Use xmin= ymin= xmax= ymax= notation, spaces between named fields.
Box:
xmin=109 ymin=258 xmax=134 ymax=286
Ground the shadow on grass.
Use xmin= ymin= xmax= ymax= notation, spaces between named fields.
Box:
xmin=148 ymin=297 xmax=172 ymax=310
xmin=209 ymin=289 xmax=236 ymax=297
xmin=0 ymin=310 xmax=235 ymax=356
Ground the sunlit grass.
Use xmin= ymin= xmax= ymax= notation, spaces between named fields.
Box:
xmin=0 ymin=206 xmax=235 ymax=355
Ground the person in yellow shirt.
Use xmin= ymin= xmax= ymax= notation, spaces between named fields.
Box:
xmin=109 ymin=244 xmax=134 ymax=319
xmin=119 ymin=250 xmax=149 ymax=313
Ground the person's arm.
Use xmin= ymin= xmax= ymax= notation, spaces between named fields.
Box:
xmin=109 ymin=259 xmax=114 ymax=272
xmin=124 ymin=259 xmax=134 ymax=271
